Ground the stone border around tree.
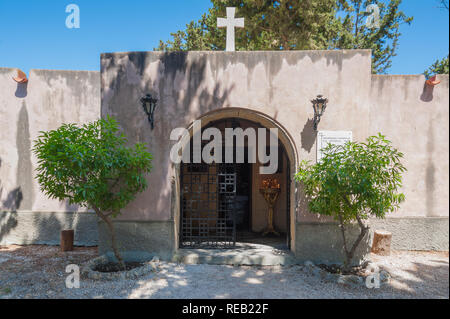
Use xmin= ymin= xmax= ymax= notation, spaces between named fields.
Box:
xmin=303 ymin=261 xmax=391 ymax=288
xmin=81 ymin=255 xmax=160 ymax=281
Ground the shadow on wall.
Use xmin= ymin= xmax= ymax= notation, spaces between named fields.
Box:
xmin=1 ymin=211 xmax=65 ymax=246
xmin=1 ymin=154 xmax=70 ymax=245
xmin=155 ymin=51 xmax=235 ymax=122
xmin=16 ymin=102 xmax=34 ymax=211
xmin=29 ymin=212 xmax=63 ymax=245
xmin=107 ymin=51 xmax=235 ymax=142
xmin=0 ymin=158 xmax=21 ymax=242
xmin=300 ymin=118 xmax=317 ymax=153
xmin=426 ymin=118 xmax=436 ymax=217
xmin=420 ymin=83 xmax=434 ymax=102
xmin=0 ymin=211 xmax=18 ymax=244
xmin=105 ymin=52 xmax=235 ymax=218
xmin=156 ymin=52 xmax=234 ymax=218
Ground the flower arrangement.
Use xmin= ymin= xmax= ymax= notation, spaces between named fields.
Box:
xmin=261 ymin=177 xmax=280 ymax=189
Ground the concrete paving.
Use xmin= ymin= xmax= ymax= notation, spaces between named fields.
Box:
xmin=172 ymin=242 xmax=299 ymax=266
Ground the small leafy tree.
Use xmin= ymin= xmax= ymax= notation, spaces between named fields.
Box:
xmin=295 ymin=134 xmax=406 ymax=270
xmin=33 ymin=117 xmax=152 ymax=269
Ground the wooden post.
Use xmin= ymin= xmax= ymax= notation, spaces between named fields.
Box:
xmin=61 ymin=229 xmax=74 ymax=252
xmin=371 ymin=230 xmax=392 ymax=256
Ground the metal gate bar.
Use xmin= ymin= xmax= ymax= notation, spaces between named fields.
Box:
xmin=180 ymin=163 xmax=236 ymax=248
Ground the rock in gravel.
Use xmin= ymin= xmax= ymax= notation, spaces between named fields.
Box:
xmin=323 ymin=273 xmax=341 ymax=283
xmin=151 ymin=256 xmax=160 ymax=263
xmin=303 ymin=261 xmax=328 ymax=279
xmin=337 ymin=274 xmax=364 ymax=287
xmin=380 ymin=270 xmax=391 ymax=283
xmin=303 ymin=261 xmax=366 ymax=286
xmin=365 ymin=263 xmax=379 ymax=274
xmin=150 ymin=256 xmax=160 ymax=271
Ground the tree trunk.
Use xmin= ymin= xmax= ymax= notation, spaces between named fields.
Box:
xmin=92 ymin=206 xmax=126 ymax=270
xmin=338 ymin=213 xmax=369 ymax=272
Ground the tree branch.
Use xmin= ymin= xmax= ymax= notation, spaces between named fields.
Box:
xmin=347 ymin=213 xmax=370 ymax=265
xmin=91 ymin=204 xmax=125 ymax=269
xmin=337 ymin=213 xmax=350 ymax=258
xmin=354 ymin=3 xmax=361 ymax=38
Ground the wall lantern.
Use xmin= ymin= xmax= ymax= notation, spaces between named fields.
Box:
xmin=140 ymin=94 xmax=158 ymax=130
xmin=311 ymin=94 xmax=328 ymax=131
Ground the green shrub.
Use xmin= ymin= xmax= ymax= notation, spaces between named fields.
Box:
xmin=33 ymin=116 xmax=152 ymax=268
xmin=295 ymin=133 xmax=406 ymax=269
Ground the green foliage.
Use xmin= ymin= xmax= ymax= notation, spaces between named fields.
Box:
xmin=157 ymin=0 xmax=412 ymax=74
xmin=0 ymin=287 xmax=12 ymax=295
xmin=332 ymin=0 xmax=413 ymax=74
xmin=33 ymin=116 xmax=152 ymax=218
xmin=159 ymin=0 xmax=336 ymax=51
xmin=296 ymin=133 xmax=406 ymax=268
xmin=424 ymin=55 xmax=449 ymax=79
xmin=296 ymin=133 xmax=406 ymax=224
xmin=157 ymin=0 xmax=340 ymax=52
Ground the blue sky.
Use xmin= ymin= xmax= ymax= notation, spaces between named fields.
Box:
xmin=0 ymin=0 xmax=448 ymax=75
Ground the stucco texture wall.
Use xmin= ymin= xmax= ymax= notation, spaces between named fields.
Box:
xmin=1 ymin=50 xmax=448 ymax=254
xmin=0 ymin=68 xmax=100 ymax=245
xmin=369 ymin=74 xmax=449 ymax=218
xmin=101 ymin=50 xmax=448 ymax=254
xmin=101 ymin=50 xmax=373 ymax=223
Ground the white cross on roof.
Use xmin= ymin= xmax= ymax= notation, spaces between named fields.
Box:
xmin=217 ymin=7 xmax=245 ymax=52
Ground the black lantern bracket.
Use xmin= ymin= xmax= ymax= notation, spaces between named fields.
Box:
xmin=311 ymin=95 xmax=328 ymax=131
xmin=140 ymin=94 xmax=158 ymax=130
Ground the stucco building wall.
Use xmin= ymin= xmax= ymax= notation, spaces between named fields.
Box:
xmin=369 ymin=74 xmax=449 ymax=218
xmin=1 ymin=50 xmax=448 ymax=260
xmin=366 ymin=74 xmax=449 ymax=251
xmin=0 ymin=68 xmax=100 ymax=245
xmin=101 ymin=50 xmax=373 ymax=222
xmin=100 ymin=50 xmax=448 ymax=261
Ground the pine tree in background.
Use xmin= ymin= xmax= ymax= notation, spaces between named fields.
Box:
xmin=424 ymin=55 xmax=449 ymax=79
xmin=332 ymin=0 xmax=413 ymax=74
xmin=156 ymin=0 xmax=412 ymax=74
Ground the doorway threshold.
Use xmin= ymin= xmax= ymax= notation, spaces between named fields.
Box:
xmin=173 ymin=242 xmax=298 ymax=266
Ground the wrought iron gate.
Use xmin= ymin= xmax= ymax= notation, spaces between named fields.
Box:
xmin=180 ymin=163 xmax=237 ymax=248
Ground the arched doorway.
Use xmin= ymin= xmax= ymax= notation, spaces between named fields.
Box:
xmin=177 ymin=108 xmax=298 ymax=251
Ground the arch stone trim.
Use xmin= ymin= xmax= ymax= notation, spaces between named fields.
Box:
xmin=172 ymin=107 xmax=299 ymax=252
xmin=183 ymin=107 xmax=298 ymax=167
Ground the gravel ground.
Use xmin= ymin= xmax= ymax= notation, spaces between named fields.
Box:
xmin=0 ymin=245 xmax=448 ymax=299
